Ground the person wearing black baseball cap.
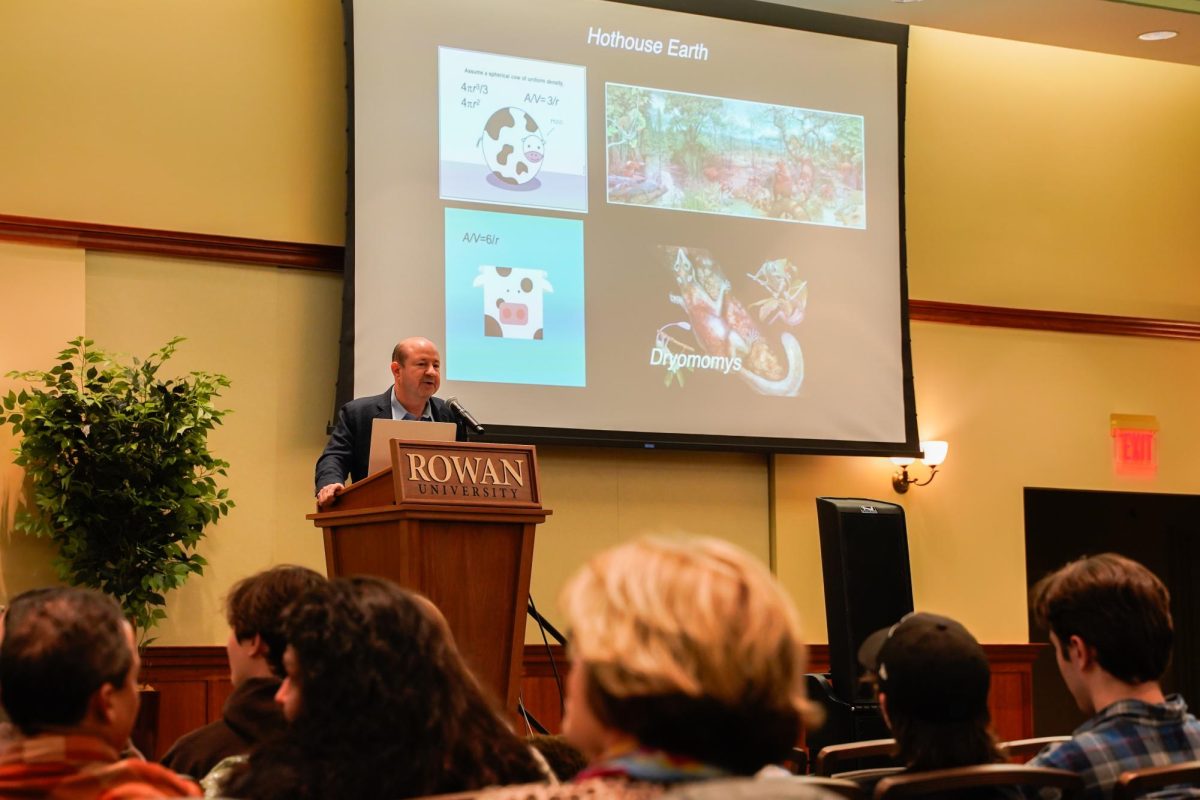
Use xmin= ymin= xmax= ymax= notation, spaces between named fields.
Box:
xmin=856 ymin=612 xmax=1013 ymax=797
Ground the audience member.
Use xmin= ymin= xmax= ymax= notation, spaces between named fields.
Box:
xmin=555 ymin=535 xmax=831 ymax=796
xmin=857 ymin=611 xmax=1014 ymax=798
xmin=0 ymin=587 xmax=200 ymax=799
xmin=160 ymin=565 xmax=325 ymax=779
xmin=1028 ymin=553 xmax=1200 ymax=799
xmin=220 ymin=576 xmax=547 ymax=800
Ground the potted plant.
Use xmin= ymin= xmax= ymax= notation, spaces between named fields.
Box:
xmin=3 ymin=336 xmax=233 ymax=642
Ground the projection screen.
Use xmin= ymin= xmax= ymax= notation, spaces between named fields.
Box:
xmin=341 ymin=0 xmax=918 ymax=454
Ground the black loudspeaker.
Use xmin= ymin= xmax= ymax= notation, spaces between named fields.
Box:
xmin=816 ymin=497 xmax=914 ymax=704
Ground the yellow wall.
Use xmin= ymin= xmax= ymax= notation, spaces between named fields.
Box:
xmin=87 ymin=254 xmax=770 ymax=644
xmin=81 ymin=253 xmax=340 ymax=644
xmin=0 ymin=0 xmax=346 ymax=244
xmin=2 ymin=246 xmax=769 ymax=645
xmin=3 ymin=11 xmax=1199 ymax=648
xmin=771 ymin=27 xmax=1196 ymax=642
xmin=775 ymin=320 xmax=1200 ymax=643
xmin=531 ymin=447 xmax=769 ymax=631
xmin=0 ymin=244 xmax=87 ymax=596
xmin=904 ymin=28 xmax=1200 ymax=319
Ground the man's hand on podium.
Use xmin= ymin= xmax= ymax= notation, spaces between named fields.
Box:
xmin=317 ymin=482 xmax=344 ymax=509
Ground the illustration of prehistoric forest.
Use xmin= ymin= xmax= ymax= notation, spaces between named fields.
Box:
xmin=606 ymin=84 xmax=866 ymax=228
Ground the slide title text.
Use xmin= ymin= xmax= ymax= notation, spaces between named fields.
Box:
xmin=586 ymin=26 xmax=709 ymax=60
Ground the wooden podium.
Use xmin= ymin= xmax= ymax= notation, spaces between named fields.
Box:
xmin=307 ymin=439 xmax=550 ymax=712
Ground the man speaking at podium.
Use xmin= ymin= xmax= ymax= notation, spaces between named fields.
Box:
xmin=315 ymin=337 xmax=469 ymax=508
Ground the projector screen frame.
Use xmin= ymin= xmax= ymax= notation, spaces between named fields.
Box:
xmin=336 ymin=0 xmax=920 ymax=458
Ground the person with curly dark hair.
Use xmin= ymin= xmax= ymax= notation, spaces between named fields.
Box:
xmin=219 ymin=575 xmax=547 ymax=800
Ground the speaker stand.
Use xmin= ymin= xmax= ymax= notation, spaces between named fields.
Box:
xmin=805 ymin=673 xmax=891 ymax=766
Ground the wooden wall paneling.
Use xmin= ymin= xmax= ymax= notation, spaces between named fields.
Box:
xmin=207 ymin=678 xmax=236 ymax=723
xmin=985 ymin=644 xmax=1044 ymax=743
xmin=151 ymin=682 xmax=211 ymax=761
xmin=138 ymin=640 xmax=1040 ymax=761
xmin=520 ymin=644 xmax=569 ymax=735
xmin=514 ymin=644 xmax=1041 ymax=742
xmin=808 ymin=644 xmax=831 ymax=674
xmin=140 ymin=647 xmax=233 ymax=761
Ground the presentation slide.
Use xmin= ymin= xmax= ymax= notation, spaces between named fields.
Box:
xmin=606 ymin=83 xmax=865 ymax=228
xmin=444 ymin=207 xmax=586 ymax=387
xmin=350 ymin=0 xmax=915 ymax=452
xmin=439 ymin=47 xmax=588 ymax=213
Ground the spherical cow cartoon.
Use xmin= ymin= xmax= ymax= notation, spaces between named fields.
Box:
xmin=474 ymin=265 xmax=553 ymax=340
xmin=479 ymin=107 xmax=545 ymax=186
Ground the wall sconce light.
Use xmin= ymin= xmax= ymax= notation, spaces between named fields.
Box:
xmin=891 ymin=440 xmax=948 ymax=493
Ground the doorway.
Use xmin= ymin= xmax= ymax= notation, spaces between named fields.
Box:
xmin=1024 ymin=488 xmax=1200 ymax=736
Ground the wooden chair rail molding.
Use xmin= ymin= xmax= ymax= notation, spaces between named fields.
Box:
xmin=907 ymin=299 xmax=1200 ymax=341
xmin=0 ymin=214 xmax=342 ymax=272
xmin=4 ymin=214 xmax=1199 ymax=340
xmin=139 ymin=642 xmax=1043 ymax=762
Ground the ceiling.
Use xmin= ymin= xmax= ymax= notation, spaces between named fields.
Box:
xmin=765 ymin=0 xmax=1200 ymax=67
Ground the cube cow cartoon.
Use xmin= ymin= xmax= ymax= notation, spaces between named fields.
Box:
xmin=474 ymin=265 xmax=553 ymax=340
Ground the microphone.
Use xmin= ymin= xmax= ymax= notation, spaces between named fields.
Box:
xmin=445 ymin=397 xmax=485 ymax=436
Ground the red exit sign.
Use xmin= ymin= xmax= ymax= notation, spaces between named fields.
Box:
xmin=1110 ymin=414 xmax=1158 ymax=477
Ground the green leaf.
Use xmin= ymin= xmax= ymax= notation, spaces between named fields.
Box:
xmin=7 ymin=335 xmax=231 ymax=628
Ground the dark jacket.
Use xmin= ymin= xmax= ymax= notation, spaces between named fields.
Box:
xmin=159 ymin=677 xmax=285 ymax=781
xmin=314 ymin=388 xmax=468 ymax=492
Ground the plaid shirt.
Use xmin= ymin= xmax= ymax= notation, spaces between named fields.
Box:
xmin=1029 ymin=694 xmax=1200 ymax=799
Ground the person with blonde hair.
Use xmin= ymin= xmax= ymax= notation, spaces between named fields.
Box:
xmin=559 ymin=534 xmax=817 ymax=788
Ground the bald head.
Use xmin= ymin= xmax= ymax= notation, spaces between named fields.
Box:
xmin=391 ymin=337 xmax=437 ymax=366
xmin=390 ymin=337 xmax=442 ymax=416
